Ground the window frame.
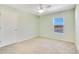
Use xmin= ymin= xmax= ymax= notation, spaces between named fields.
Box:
xmin=53 ymin=16 xmax=64 ymax=33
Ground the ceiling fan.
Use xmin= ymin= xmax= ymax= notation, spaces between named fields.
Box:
xmin=38 ymin=4 xmax=52 ymax=14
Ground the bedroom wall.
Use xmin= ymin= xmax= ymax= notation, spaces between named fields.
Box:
xmin=40 ymin=9 xmax=75 ymax=43
xmin=18 ymin=12 xmax=39 ymax=41
xmin=0 ymin=5 xmax=39 ymax=47
xmin=75 ymin=4 xmax=79 ymax=52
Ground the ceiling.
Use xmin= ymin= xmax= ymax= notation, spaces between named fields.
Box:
xmin=6 ymin=4 xmax=75 ymax=16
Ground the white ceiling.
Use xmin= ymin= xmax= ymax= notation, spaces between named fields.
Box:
xmin=6 ymin=4 xmax=75 ymax=16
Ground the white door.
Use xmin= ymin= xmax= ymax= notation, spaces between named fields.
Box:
xmin=3 ymin=11 xmax=18 ymax=44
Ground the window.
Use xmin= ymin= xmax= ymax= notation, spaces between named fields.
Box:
xmin=53 ymin=17 xmax=64 ymax=33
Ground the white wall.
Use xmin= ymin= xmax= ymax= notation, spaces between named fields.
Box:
xmin=0 ymin=5 xmax=39 ymax=47
xmin=40 ymin=9 xmax=75 ymax=43
xmin=75 ymin=5 xmax=79 ymax=52
xmin=18 ymin=12 xmax=39 ymax=41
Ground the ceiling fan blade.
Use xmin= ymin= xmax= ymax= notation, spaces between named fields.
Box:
xmin=47 ymin=5 xmax=52 ymax=8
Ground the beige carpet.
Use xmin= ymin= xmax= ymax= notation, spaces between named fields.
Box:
xmin=0 ymin=37 xmax=78 ymax=54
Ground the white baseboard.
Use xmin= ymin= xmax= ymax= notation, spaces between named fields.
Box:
xmin=0 ymin=35 xmax=38 ymax=48
xmin=0 ymin=35 xmax=74 ymax=48
xmin=15 ymin=35 xmax=39 ymax=44
xmin=40 ymin=35 xmax=75 ymax=43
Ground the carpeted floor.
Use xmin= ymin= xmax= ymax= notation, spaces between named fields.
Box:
xmin=0 ymin=37 xmax=78 ymax=54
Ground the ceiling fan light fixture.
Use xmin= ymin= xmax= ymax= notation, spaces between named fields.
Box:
xmin=38 ymin=4 xmax=51 ymax=14
xmin=38 ymin=9 xmax=44 ymax=14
